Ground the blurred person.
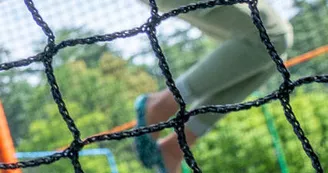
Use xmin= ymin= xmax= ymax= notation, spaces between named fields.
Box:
xmin=134 ymin=0 xmax=293 ymax=172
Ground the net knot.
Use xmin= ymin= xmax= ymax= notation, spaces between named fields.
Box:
xmin=65 ymin=139 xmax=84 ymax=159
xmin=278 ymin=80 xmax=295 ymax=97
xmin=147 ymin=14 xmax=161 ymax=28
xmin=173 ymin=110 xmax=190 ymax=127
xmin=42 ymin=43 xmax=58 ymax=60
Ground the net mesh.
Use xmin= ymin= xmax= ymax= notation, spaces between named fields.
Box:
xmin=0 ymin=0 xmax=326 ymax=172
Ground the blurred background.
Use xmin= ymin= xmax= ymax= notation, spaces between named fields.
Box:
xmin=0 ymin=0 xmax=327 ymax=172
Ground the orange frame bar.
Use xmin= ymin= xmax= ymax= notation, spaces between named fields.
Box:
xmin=85 ymin=45 xmax=328 ymax=141
xmin=284 ymin=45 xmax=328 ymax=68
xmin=0 ymin=101 xmax=22 ymax=173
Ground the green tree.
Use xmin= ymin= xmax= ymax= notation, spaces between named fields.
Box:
xmin=0 ymin=48 xmax=35 ymax=145
xmin=192 ymin=87 xmax=328 ymax=172
xmin=288 ymin=0 xmax=328 ymax=77
xmin=18 ymin=53 xmax=157 ymax=172
xmin=259 ymin=0 xmax=328 ymax=93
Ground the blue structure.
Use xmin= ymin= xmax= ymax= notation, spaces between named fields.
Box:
xmin=16 ymin=148 xmax=118 ymax=173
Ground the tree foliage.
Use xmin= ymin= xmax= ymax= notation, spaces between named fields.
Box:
xmin=18 ymin=53 xmax=157 ymax=173
xmin=288 ymin=0 xmax=328 ymax=77
xmin=192 ymin=87 xmax=328 ymax=172
xmin=0 ymin=49 xmax=35 ymax=145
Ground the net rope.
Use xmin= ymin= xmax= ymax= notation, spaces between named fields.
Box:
xmin=0 ymin=0 xmax=326 ymax=172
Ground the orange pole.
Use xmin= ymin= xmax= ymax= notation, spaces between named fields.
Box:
xmin=0 ymin=101 xmax=22 ymax=173
xmin=91 ymin=120 xmax=137 ymax=136
xmin=58 ymin=120 xmax=137 ymax=151
xmin=284 ymin=45 xmax=328 ymax=68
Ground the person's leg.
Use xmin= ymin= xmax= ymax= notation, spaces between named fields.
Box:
xmin=157 ymin=128 xmax=198 ymax=173
xmin=145 ymin=29 xmax=290 ymax=137
xmin=144 ymin=89 xmax=179 ymax=139
xmin=136 ymin=1 xmax=294 ymax=172
xmin=158 ymin=65 xmax=276 ymax=173
xmin=175 ymin=31 xmax=290 ymax=106
xmin=139 ymin=0 xmax=293 ymax=138
xmin=142 ymin=32 xmax=289 ymax=172
xmin=176 ymin=31 xmax=290 ymax=137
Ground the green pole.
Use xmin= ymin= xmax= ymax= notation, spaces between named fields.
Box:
xmin=261 ymin=102 xmax=289 ymax=173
